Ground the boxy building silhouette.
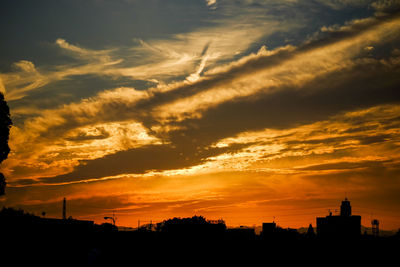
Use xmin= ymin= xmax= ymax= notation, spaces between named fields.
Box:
xmin=262 ymin=222 xmax=277 ymax=237
xmin=316 ymin=198 xmax=361 ymax=239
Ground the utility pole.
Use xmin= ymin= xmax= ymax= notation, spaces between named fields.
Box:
xmin=62 ymin=197 xmax=66 ymax=220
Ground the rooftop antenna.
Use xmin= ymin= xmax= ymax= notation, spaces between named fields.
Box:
xmin=104 ymin=210 xmax=117 ymax=226
xmin=62 ymin=197 xmax=66 ymax=220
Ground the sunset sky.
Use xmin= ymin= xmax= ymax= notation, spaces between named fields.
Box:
xmin=1 ymin=0 xmax=400 ymax=230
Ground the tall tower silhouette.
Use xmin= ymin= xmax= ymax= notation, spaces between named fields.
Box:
xmin=62 ymin=197 xmax=66 ymax=220
xmin=371 ymin=219 xmax=379 ymax=237
xmin=340 ymin=197 xmax=351 ymax=217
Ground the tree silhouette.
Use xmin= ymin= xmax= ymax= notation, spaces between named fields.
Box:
xmin=0 ymin=92 xmax=12 ymax=195
xmin=156 ymin=215 xmax=226 ymax=242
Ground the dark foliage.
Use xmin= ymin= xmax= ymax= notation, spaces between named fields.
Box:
xmin=157 ymin=216 xmax=226 ymax=245
xmin=0 ymin=173 xmax=6 ymax=195
xmin=0 ymin=92 xmax=12 ymax=163
xmin=0 ymin=92 xmax=12 ymax=195
xmin=157 ymin=215 xmax=226 ymax=233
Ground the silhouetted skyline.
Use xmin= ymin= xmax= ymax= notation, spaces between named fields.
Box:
xmin=2 ymin=197 xmax=398 ymax=235
xmin=1 ymin=203 xmax=399 ymax=266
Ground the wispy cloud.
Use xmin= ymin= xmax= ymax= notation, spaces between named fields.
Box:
xmin=208 ymin=104 xmax=400 ymax=172
xmin=0 ymin=60 xmax=49 ymax=100
xmin=371 ymin=0 xmax=400 ymax=12
xmin=2 ymin=0 xmax=400 ymax=228
xmin=1 ymin=39 xmax=122 ymax=101
xmin=3 ymin=10 xmax=400 ymax=187
xmin=1 ymin=10 xmax=287 ymax=101
xmin=152 ymin=14 xmax=400 ymax=123
xmin=2 ymin=87 xmax=160 ymax=180
xmin=205 ymin=0 xmax=217 ymax=9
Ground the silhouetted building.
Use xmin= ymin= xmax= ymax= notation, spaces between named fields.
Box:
xmin=40 ymin=217 xmax=92 ymax=231
xmin=262 ymin=222 xmax=276 ymax=236
xmin=340 ymin=197 xmax=351 ymax=217
xmin=316 ymin=198 xmax=361 ymax=239
xmin=306 ymin=223 xmax=316 ymax=238
xmin=226 ymin=226 xmax=256 ymax=240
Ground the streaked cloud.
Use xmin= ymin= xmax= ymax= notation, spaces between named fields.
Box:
xmin=153 ymin=14 xmax=400 ymax=122
xmin=1 ymin=0 xmax=400 ymax=229
xmin=2 ymin=7 xmax=288 ymax=101
xmin=209 ymin=104 xmax=400 ymax=173
xmin=0 ymin=60 xmax=48 ymax=101
xmin=205 ymin=0 xmax=217 ymax=9
xmin=2 ymin=87 xmax=160 ymax=181
xmin=4 ymin=9 xmax=399 ymax=187
xmin=372 ymin=0 xmax=400 ymax=12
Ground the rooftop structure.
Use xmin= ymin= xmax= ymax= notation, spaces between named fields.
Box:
xmin=262 ymin=222 xmax=277 ymax=236
xmin=316 ymin=198 xmax=361 ymax=239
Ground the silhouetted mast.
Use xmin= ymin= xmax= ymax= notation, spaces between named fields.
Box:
xmin=371 ymin=219 xmax=379 ymax=237
xmin=62 ymin=197 xmax=66 ymax=220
